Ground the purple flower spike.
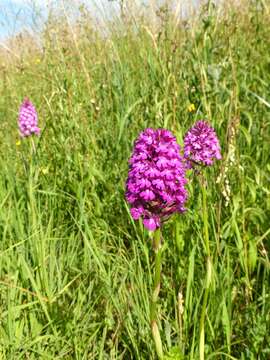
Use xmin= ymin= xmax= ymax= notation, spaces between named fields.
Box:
xmin=126 ymin=128 xmax=188 ymax=231
xmin=18 ymin=98 xmax=40 ymax=137
xmin=184 ymin=121 xmax=221 ymax=167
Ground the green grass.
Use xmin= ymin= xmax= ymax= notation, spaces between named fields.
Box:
xmin=0 ymin=1 xmax=269 ymax=358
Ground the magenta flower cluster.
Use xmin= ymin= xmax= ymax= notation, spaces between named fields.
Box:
xmin=184 ymin=121 xmax=221 ymax=166
xmin=18 ymin=98 xmax=40 ymax=137
xmin=125 ymin=128 xmax=188 ymax=231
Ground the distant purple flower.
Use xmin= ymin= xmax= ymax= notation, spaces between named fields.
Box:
xmin=126 ymin=128 xmax=188 ymax=231
xmin=18 ymin=98 xmax=40 ymax=137
xmin=184 ymin=121 xmax=221 ymax=167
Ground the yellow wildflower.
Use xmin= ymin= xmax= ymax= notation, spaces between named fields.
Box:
xmin=188 ymin=103 xmax=195 ymax=113
xmin=41 ymin=167 xmax=49 ymax=175
xmin=16 ymin=140 xmax=21 ymax=146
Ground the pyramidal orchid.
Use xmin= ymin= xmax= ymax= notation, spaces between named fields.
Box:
xmin=184 ymin=120 xmax=221 ymax=360
xmin=18 ymin=98 xmax=40 ymax=137
xmin=126 ymin=128 xmax=188 ymax=231
xmin=125 ymin=128 xmax=188 ymax=358
xmin=184 ymin=120 xmax=221 ymax=168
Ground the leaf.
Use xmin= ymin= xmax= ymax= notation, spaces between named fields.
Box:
xmin=248 ymin=90 xmax=270 ymax=108
xmin=248 ymin=240 xmax=257 ymax=273
xmin=222 ymin=300 xmax=231 ymax=352
xmin=164 ymin=346 xmax=184 ymax=360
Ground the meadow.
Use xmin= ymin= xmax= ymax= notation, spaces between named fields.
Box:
xmin=0 ymin=1 xmax=269 ymax=358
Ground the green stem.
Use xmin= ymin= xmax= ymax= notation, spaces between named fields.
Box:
xmin=202 ymin=182 xmax=210 ymax=256
xmin=30 ymin=137 xmax=36 ymax=157
xmin=150 ymin=228 xmax=164 ymax=359
xmin=199 ymin=285 xmax=209 ymax=360
xmin=199 ymin=178 xmax=212 ymax=360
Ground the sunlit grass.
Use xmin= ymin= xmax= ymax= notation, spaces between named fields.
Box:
xmin=0 ymin=1 xmax=269 ymax=358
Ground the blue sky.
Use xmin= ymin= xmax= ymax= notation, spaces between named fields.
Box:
xmin=0 ymin=0 xmax=120 ymax=40
xmin=0 ymin=0 xmax=200 ymax=41
xmin=0 ymin=0 xmax=46 ymax=39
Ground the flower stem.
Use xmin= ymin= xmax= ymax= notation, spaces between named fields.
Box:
xmin=199 ymin=178 xmax=212 ymax=360
xmin=199 ymin=285 xmax=209 ymax=360
xmin=150 ymin=228 xmax=164 ymax=359
xmin=201 ymin=182 xmax=210 ymax=256
xmin=30 ymin=137 xmax=37 ymax=160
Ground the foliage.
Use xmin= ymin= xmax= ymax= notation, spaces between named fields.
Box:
xmin=0 ymin=1 xmax=269 ymax=358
